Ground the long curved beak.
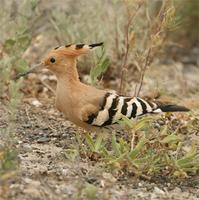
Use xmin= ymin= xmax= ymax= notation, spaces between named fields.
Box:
xmin=14 ymin=62 xmax=44 ymax=80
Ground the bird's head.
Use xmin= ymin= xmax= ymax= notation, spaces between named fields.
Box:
xmin=15 ymin=42 xmax=103 ymax=79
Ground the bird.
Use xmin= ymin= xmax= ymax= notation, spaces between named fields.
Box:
xmin=16 ymin=42 xmax=190 ymax=132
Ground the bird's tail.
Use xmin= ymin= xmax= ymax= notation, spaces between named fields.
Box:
xmin=139 ymin=98 xmax=190 ymax=115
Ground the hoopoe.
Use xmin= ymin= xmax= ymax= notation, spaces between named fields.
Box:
xmin=16 ymin=42 xmax=189 ymax=131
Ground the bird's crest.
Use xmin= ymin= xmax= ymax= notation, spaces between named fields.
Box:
xmin=52 ymin=42 xmax=103 ymax=57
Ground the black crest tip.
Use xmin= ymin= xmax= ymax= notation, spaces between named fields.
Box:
xmin=89 ymin=42 xmax=104 ymax=48
xmin=65 ymin=44 xmax=72 ymax=48
xmin=76 ymin=44 xmax=85 ymax=49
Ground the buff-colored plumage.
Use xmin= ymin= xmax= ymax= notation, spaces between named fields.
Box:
xmin=43 ymin=44 xmax=107 ymax=131
xmin=16 ymin=43 xmax=189 ymax=132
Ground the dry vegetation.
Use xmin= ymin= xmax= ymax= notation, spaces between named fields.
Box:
xmin=0 ymin=0 xmax=199 ymax=199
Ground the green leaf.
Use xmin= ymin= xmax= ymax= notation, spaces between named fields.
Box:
xmin=111 ymin=134 xmax=121 ymax=156
xmin=118 ymin=115 xmax=133 ymax=128
xmin=1 ymin=148 xmax=18 ymax=173
xmin=118 ymin=138 xmax=130 ymax=154
xmin=15 ymin=59 xmax=29 ymax=73
xmin=129 ymin=137 xmax=147 ymax=160
xmin=90 ymin=47 xmax=110 ymax=85
xmin=108 ymin=153 xmax=127 ymax=165
xmin=133 ymin=116 xmax=153 ymax=131
xmin=84 ymin=183 xmax=97 ymax=200
xmin=30 ymin=0 xmax=38 ymax=10
xmin=4 ymin=39 xmax=16 ymax=53
xmin=160 ymin=126 xmax=168 ymax=136
xmin=17 ymin=35 xmax=31 ymax=51
xmin=64 ymin=149 xmax=78 ymax=161
xmin=94 ymin=134 xmax=104 ymax=152
xmin=85 ymin=133 xmax=95 ymax=152
xmin=176 ymin=145 xmax=198 ymax=169
xmin=161 ymin=134 xmax=181 ymax=144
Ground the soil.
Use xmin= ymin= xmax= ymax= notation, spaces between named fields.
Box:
xmin=5 ymin=98 xmax=198 ymax=200
xmin=5 ymin=60 xmax=199 ymax=199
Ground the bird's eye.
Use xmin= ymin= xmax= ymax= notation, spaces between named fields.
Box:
xmin=50 ymin=57 xmax=56 ymax=63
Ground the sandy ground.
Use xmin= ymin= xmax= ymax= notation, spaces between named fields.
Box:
xmin=5 ymin=93 xmax=197 ymax=200
xmin=1 ymin=47 xmax=199 ymax=200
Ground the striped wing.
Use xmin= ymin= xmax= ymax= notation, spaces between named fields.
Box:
xmin=85 ymin=92 xmax=156 ymax=127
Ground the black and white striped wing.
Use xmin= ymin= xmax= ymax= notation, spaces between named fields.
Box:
xmin=85 ymin=92 xmax=156 ymax=127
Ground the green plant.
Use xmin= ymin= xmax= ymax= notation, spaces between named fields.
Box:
xmin=83 ymin=183 xmax=98 ymax=200
xmin=90 ymin=47 xmax=110 ymax=85
xmin=0 ymin=148 xmax=18 ymax=181
xmin=0 ymin=0 xmax=39 ymax=190
xmin=65 ymin=114 xmax=199 ymax=179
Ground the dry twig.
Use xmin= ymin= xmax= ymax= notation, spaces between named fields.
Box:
xmin=119 ymin=2 xmax=143 ymax=94
xmin=136 ymin=47 xmax=151 ymax=96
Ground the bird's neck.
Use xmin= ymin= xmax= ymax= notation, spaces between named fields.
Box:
xmin=56 ymin=60 xmax=81 ymax=92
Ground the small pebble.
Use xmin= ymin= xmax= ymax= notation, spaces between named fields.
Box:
xmin=23 ymin=124 xmax=31 ymax=128
xmin=37 ymin=137 xmax=50 ymax=143
xmin=154 ymin=186 xmax=165 ymax=195
xmin=22 ymin=144 xmax=32 ymax=152
xmin=138 ymin=182 xmax=143 ymax=187
xmin=31 ymin=99 xmax=42 ymax=107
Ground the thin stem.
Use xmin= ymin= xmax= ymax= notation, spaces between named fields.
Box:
xmin=136 ymin=47 xmax=151 ymax=96
xmin=119 ymin=2 xmax=143 ymax=95
xmin=114 ymin=15 xmax=120 ymax=59
xmin=136 ymin=1 xmax=171 ymax=96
